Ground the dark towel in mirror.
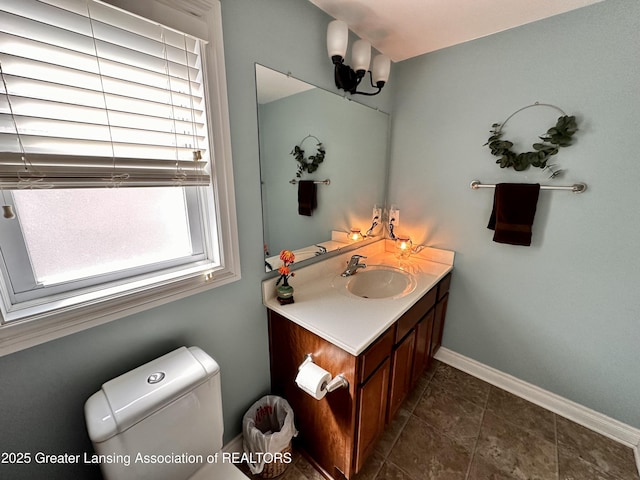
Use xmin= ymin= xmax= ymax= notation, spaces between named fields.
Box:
xmin=298 ymin=180 xmax=317 ymax=216
xmin=487 ymin=183 xmax=540 ymax=246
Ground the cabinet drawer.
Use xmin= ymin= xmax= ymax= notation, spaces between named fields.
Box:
xmin=359 ymin=327 xmax=394 ymax=384
xmin=396 ymin=288 xmax=436 ymax=343
xmin=437 ymin=272 xmax=452 ymax=300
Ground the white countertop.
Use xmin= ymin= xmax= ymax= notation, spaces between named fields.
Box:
xmin=262 ymin=240 xmax=454 ymax=356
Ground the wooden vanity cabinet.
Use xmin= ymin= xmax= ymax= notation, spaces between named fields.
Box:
xmin=268 ymin=311 xmax=395 ymax=480
xmin=432 ymin=272 xmax=451 ymax=355
xmin=267 ymin=272 xmax=451 ymax=479
xmin=268 ymin=310 xmax=358 ymax=480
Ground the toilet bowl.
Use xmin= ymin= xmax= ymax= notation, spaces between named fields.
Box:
xmin=84 ymin=346 xmax=248 ymax=480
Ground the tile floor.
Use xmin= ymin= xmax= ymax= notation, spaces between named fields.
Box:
xmin=244 ymin=360 xmax=640 ymax=480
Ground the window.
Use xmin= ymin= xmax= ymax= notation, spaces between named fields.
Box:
xmin=0 ymin=0 xmax=239 ymax=355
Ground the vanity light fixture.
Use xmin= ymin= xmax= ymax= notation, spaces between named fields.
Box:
xmin=327 ymin=20 xmax=391 ymax=96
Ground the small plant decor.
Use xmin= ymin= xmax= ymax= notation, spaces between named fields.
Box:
xmin=485 ymin=104 xmax=578 ymax=172
xmin=276 ymin=250 xmax=295 ymax=287
xmin=291 ymin=135 xmax=325 ymax=178
xmin=276 ymin=250 xmax=296 ymax=305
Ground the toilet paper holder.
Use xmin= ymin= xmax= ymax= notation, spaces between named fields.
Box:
xmin=299 ymin=354 xmax=349 ymax=393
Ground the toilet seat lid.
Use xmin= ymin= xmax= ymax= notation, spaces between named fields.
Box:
xmin=85 ymin=346 xmax=220 ymax=443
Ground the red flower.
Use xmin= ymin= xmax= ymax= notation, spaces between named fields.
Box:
xmin=279 ymin=250 xmax=295 ymax=264
xmin=278 ymin=266 xmax=290 ymax=276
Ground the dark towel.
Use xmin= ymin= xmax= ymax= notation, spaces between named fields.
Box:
xmin=297 ymin=180 xmax=317 ymax=216
xmin=487 ymin=183 xmax=540 ymax=246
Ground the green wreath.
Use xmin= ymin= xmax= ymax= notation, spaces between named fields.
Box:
xmin=291 ymin=135 xmax=325 ymax=178
xmin=485 ymin=105 xmax=578 ymax=172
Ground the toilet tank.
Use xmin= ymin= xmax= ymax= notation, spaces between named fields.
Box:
xmin=85 ymin=346 xmax=224 ymax=480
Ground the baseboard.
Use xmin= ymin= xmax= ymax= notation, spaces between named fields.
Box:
xmin=223 ymin=433 xmax=244 ymax=454
xmin=434 ymin=347 xmax=640 ymax=473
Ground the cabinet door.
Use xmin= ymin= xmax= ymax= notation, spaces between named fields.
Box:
xmin=411 ymin=308 xmax=434 ymax=387
xmin=354 ymin=358 xmax=390 ymax=473
xmin=387 ymin=330 xmax=416 ymax=422
xmin=432 ymin=292 xmax=449 ymax=356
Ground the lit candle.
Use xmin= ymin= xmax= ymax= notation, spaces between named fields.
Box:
xmin=348 ymin=228 xmax=364 ymax=241
xmin=395 ymin=236 xmax=412 ymax=259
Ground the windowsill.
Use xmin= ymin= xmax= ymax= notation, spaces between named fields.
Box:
xmin=0 ymin=264 xmax=241 ymax=357
xmin=0 ymin=0 xmax=241 ymax=358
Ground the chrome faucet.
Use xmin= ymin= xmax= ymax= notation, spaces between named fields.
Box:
xmin=341 ymin=255 xmax=367 ymax=277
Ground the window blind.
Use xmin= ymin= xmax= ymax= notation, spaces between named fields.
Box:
xmin=0 ymin=0 xmax=210 ymax=188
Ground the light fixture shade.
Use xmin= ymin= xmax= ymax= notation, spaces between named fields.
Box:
xmin=372 ymin=54 xmax=391 ymax=84
xmin=327 ymin=20 xmax=349 ymax=60
xmin=351 ymin=39 xmax=371 ymax=73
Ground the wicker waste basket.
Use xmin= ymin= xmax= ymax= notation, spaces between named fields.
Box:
xmin=242 ymin=395 xmax=297 ymax=478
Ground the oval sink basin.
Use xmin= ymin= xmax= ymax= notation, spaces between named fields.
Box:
xmin=341 ymin=265 xmax=416 ymax=299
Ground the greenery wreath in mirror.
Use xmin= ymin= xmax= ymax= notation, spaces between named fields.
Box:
xmin=485 ymin=105 xmax=578 ymax=172
xmin=291 ymin=134 xmax=325 ymax=178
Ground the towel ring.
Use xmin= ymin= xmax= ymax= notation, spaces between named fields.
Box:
xmin=291 ymin=134 xmax=326 ymax=179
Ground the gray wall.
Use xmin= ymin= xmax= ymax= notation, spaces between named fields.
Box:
xmin=0 ymin=1 xmax=390 ymax=479
xmin=388 ymin=0 xmax=640 ymax=428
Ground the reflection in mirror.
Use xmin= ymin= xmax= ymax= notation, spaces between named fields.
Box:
xmin=255 ymin=64 xmax=390 ymax=272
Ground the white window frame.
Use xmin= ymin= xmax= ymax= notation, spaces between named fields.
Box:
xmin=0 ymin=0 xmax=240 ymax=357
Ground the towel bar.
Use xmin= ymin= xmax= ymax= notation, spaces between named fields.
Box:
xmin=290 ymin=179 xmax=331 ymax=185
xmin=470 ymin=180 xmax=587 ymax=193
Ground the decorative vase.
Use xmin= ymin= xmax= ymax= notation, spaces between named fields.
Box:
xmin=276 ymin=284 xmax=294 ymax=305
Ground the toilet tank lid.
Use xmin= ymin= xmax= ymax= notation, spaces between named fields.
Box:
xmin=85 ymin=346 xmax=220 ymax=443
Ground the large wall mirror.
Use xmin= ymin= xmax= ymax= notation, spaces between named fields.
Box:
xmin=255 ymin=64 xmax=390 ymax=271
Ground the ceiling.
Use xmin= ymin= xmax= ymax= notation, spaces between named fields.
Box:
xmin=307 ymin=0 xmax=604 ymax=62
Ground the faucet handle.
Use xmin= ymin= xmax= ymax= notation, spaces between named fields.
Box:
xmin=341 ymin=254 xmax=367 ymax=276
xmin=347 ymin=254 xmax=367 ymax=265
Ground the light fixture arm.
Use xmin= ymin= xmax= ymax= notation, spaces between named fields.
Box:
xmin=332 ymin=58 xmax=385 ymax=96
xmin=358 ymin=71 xmax=384 ymax=96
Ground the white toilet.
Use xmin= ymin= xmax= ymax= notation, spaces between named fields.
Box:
xmin=84 ymin=346 xmax=248 ymax=480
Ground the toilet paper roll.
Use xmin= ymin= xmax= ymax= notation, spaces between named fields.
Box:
xmin=295 ymin=362 xmax=331 ymax=400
